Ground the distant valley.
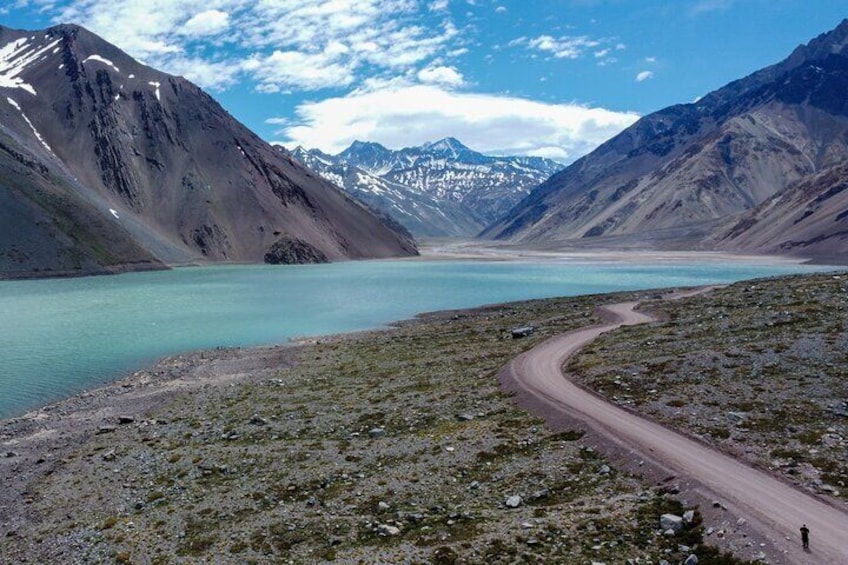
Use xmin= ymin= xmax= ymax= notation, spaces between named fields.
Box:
xmin=289 ymin=139 xmax=562 ymax=237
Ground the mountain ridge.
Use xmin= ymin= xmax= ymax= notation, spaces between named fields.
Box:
xmin=483 ymin=19 xmax=848 ymax=258
xmin=0 ymin=23 xmax=416 ymax=278
xmin=291 ymin=138 xmax=563 ymax=237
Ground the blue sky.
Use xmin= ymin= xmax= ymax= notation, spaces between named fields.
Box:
xmin=3 ymin=1 xmax=846 ymax=163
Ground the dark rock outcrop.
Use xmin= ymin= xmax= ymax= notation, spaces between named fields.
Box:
xmin=264 ymin=237 xmax=328 ymax=265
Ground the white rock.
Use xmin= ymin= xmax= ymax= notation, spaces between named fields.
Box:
xmin=505 ymin=495 xmax=522 ymax=508
xmin=660 ymin=513 xmax=684 ymax=533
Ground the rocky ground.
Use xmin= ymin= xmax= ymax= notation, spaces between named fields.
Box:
xmin=569 ymin=272 xmax=848 ymax=506
xmin=0 ymin=285 xmax=761 ymax=564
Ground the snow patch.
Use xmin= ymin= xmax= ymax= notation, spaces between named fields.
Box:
xmin=6 ymin=97 xmax=52 ymax=153
xmin=82 ymin=55 xmax=120 ymax=73
xmin=148 ymin=81 xmax=161 ymax=101
xmin=0 ymin=37 xmax=62 ymax=95
xmin=109 ymin=208 xmax=120 ymax=219
xmin=128 ymin=74 xmax=135 ymax=78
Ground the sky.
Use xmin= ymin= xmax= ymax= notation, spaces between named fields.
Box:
xmin=2 ymin=1 xmax=846 ymax=163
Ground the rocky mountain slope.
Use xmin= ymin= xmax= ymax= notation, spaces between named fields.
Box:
xmin=484 ymin=19 xmax=848 ymax=258
xmin=291 ymin=138 xmax=562 ymax=237
xmin=0 ymin=24 xmax=416 ymax=279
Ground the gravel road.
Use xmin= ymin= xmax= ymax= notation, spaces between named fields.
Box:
xmin=502 ymin=296 xmax=848 ymax=564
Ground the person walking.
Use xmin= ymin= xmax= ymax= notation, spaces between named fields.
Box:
xmin=800 ymin=524 xmax=810 ymax=550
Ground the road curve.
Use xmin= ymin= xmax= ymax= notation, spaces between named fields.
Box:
xmin=501 ymin=296 xmax=848 ymax=564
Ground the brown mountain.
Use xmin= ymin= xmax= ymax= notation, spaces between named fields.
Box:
xmin=483 ymin=20 xmax=848 ymax=259
xmin=712 ymin=162 xmax=848 ymax=258
xmin=0 ymin=24 xmax=416 ymax=279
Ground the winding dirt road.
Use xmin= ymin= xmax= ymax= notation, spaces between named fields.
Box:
xmin=501 ymin=293 xmax=848 ymax=564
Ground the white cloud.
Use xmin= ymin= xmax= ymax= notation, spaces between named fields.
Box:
xmin=33 ymin=0 xmax=461 ymax=92
xmin=165 ymin=55 xmax=241 ymax=89
xmin=182 ymin=9 xmax=230 ymax=36
xmin=512 ymin=33 xmax=627 ymax=61
xmin=417 ymin=65 xmax=464 ymax=87
xmin=249 ymin=49 xmax=356 ymax=91
xmin=495 ymin=6 xmax=506 ymax=13
xmin=635 ymin=70 xmax=654 ymax=82
xmin=272 ymin=84 xmax=639 ymax=162
xmin=645 ymin=56 xmax=657 ymax=63
xmin=526 ymin=35 xmax=600 ymax=59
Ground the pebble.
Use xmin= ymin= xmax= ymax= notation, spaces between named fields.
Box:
xmin=369 ymin=428 xmax=386 ymax=439
xmin=505 ymin=495 xmax=522 ymax=508
xmin=376 ymin=524 xmax=401 ymax=536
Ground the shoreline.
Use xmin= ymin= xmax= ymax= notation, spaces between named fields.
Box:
xmin=0 ymin=241 xmax=837 ymax=283
xmin=0 ymin=248 xmax=831 ymax=424
xmin=2 ymin=272 xmax=846 ymax=562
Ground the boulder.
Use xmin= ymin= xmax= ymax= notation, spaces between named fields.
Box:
xmin=660 ymin=513 xmax=684 ymax=533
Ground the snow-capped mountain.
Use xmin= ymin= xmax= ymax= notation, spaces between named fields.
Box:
xmin=289 ymin=138 xmax=563 ymax=237
xmin=0 ymin=24 xmax=416 ymax=278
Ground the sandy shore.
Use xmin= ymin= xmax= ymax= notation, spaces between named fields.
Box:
xmin=412 ymin=240 xmax=815 ymax=265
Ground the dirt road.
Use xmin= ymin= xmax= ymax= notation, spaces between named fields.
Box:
xmin=501 ymin=296 xmax=848 ymax=564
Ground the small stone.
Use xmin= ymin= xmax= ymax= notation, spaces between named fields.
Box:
xmin=249 ymin=414 xmax=267 ymax=426
xmin=598 ymin=464 xmax=611 ymax=475
xmin=377 ymin=523 xmax=401 ymax=536
xmin=117 ymin=416 xmax=135 ymax=425
xmin=469 ymin=481 xmax=480 ymax=490
xmin=505 ymin=495 xmax=523 ymax=508
xmin=369 ymin=428 xmax=386 ymax=439
xmin=736 ymin=518 xmax=746 ymax=527
xmin=456 ymin=413 xmax=475 ymax=422
xmin=378 ymin=501 xmax=390 ymax=510
xmin=683 ymin=510 xmax=695 ymax=524
xmin=102 ymin=450 xmax=116 ymax=461
xmin=530 ymin=489 xmax=550 ymax=500
xmin=683 ymin=555 xmax=699 ymax=565
xmin=96 ymin=425 xmax=117 ymax=435
xmin=4 ymin=451 xmax=18 ymax=458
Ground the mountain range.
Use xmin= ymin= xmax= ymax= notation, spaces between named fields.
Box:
xmin=0 ymin=24 xmax=416 ymax=279
xmin=484 ymin=19 xmax=848 ymax=259
xmin=290 ymin=139 xmax=562 ymax=237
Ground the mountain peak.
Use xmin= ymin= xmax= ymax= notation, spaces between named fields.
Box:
xmin=423 ymin=137 xmax=469 ymax=152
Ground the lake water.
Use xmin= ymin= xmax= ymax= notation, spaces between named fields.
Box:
xmin=0 ymin=259 xmax=833 ymax=419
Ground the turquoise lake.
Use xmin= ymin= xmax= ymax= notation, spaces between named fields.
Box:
xmin=0 ymin=259 xmax=834 ymax=419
